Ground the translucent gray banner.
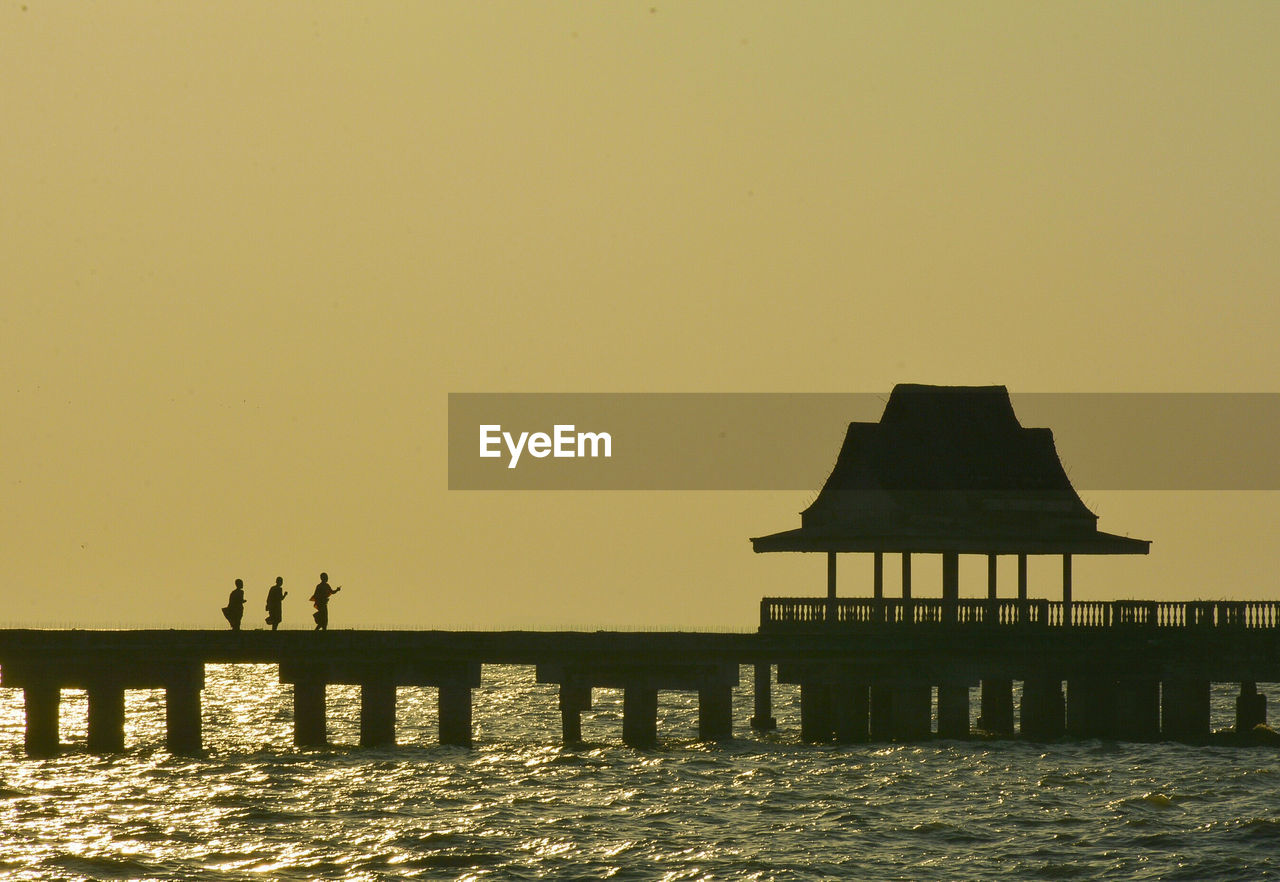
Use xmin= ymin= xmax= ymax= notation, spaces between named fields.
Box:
xmin=448 ymin=393 xmax=1280 ymax=490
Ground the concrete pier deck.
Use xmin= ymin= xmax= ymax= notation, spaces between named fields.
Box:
xmin=1 ymin=612 xmax=1277 ymax=755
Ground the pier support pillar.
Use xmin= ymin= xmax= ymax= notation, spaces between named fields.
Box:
xmin=1115 ymin=679 xmax=1160 ymax=742
xmin=622 ymin=686 xmax=658 ymax=748
xmin=165 ymin=677 xmax=203 ymax=755
xmin=937 ymin=684 xmax=970 ymax=739
xmin=86 ymin=683 xmax=126 ymax=753
xmin=800 ymin=682 xmax=833 ymax=743
xmin=23 ymin=682 xmax=60 ymax=757
xmin=832 ymin=682 xmax=869 ymax=743
xmin=293 ymin=678 xmax=327 ymax=747
xmin=1236 ymin=681 xmax=1267 ymax=733
xmin=1067 ymin=678 xmax=1117 ymax=739
xmin=1161 ymin=678 xmax=1210 ymax=743
xmin=869 ymin=685 xmax=894 ymax=741
xmin=1020 ymin=678 xmax=1064 ymax=740
xmin=698 ymin=684 xmax=733 ymax=741
xmin=891 ymin=684 xmax=932 ymax=741
xmin=360 ymin=677 xmax=397 ymax=747
xmin=750 ymin=662 xmax=776 ymax=730
xmin=438 ymin=683 xmax=473 ymax=747
xmin=979 ymin=679 xmax=1015 ymax=735
xmin=559 ymin=684 xmax=591 ymax=745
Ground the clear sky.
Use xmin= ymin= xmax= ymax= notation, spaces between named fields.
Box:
xmin=3 ymin=2 xmax=1277 ymax=628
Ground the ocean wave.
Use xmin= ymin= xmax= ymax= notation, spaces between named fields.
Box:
xmin=2 ymin=669 xmax=1278 ymax=881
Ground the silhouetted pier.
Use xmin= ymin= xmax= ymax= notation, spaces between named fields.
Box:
xmin=757 ymin=598 xmax=1279 ymax=743
xmin=1 ymin=614 xmax=1277 ymax=756
xmin=738 ymin=384 xmax=1277 ymax=743
xmin=5 ymin=385 xmax=1273 ymax=756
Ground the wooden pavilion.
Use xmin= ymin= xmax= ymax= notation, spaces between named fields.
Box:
xmin=751 ymin=384 xmax=1150 ymax=623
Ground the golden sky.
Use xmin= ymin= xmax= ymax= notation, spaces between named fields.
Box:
xmin=3 ymin=2 xmax=1278 ymax=628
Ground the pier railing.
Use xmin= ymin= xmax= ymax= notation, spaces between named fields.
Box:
xmin=760 ymin=598 xmax=1280 ymax=630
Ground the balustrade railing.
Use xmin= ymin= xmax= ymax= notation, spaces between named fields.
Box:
xmin=1070 ymin=601 xmax=1110 ymax=627
xmin=759 ymin=597 xmax=1280 ymax=630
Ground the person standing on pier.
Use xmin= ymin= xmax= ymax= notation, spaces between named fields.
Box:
xmin=309 ymin=572 xmax=341 ymax=630
xmin=265 ymin=577 xmax=287 ymax=630
xmin=222 ymin=579 xmax=246 ymax=630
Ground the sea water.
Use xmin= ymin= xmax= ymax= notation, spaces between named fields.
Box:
xmin=2 ymin=665 xmax=1278 ymax=881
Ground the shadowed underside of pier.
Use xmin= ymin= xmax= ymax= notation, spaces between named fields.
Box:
xmin=1 ymin=624 xmax=1278 ymax=756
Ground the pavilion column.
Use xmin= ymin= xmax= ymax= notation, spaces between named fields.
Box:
xmin=1062 ymin=554 xmax=1073 ymax=627
xmin=826 ymin=552 xmax=838 ymax=623
xmin=987 ymin=554 xmax=999 ymax=624
xmin=942 ymin=552 xmax=959 ymax=624
xmin=872 ymin=552 xmax=885 ymax=621
xmin=901 ymin=553 xmax=912 ymax=623
xmin=1017 ymin=554 xmax=1028 ymax=622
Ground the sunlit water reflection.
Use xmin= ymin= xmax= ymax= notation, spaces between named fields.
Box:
xmin=2 ymin=666 xmax=1278 ymax=880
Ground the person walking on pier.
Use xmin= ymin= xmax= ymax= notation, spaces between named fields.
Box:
xmin=265 ymin=577 xmax=287 ymax=630
xmin=310 ymin=572 xmax=341 ymax=630
xmin=222 ymin=579 xmax=246 ymax=630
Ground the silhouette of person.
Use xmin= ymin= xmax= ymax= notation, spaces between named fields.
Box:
xmin=309 ymin=572 xmax=341 ymax=630
xmin=222 ymin=578 xmax=246 ymax=630
xmin=265 ymin=576 xmax=287 ymax=631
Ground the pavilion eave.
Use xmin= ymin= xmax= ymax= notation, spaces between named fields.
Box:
xmin=749 ymin=529 xmax=1150 ymax=555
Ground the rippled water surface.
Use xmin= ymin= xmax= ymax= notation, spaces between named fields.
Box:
xmin=2 ymin=666 xmax=1279 ymax=880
